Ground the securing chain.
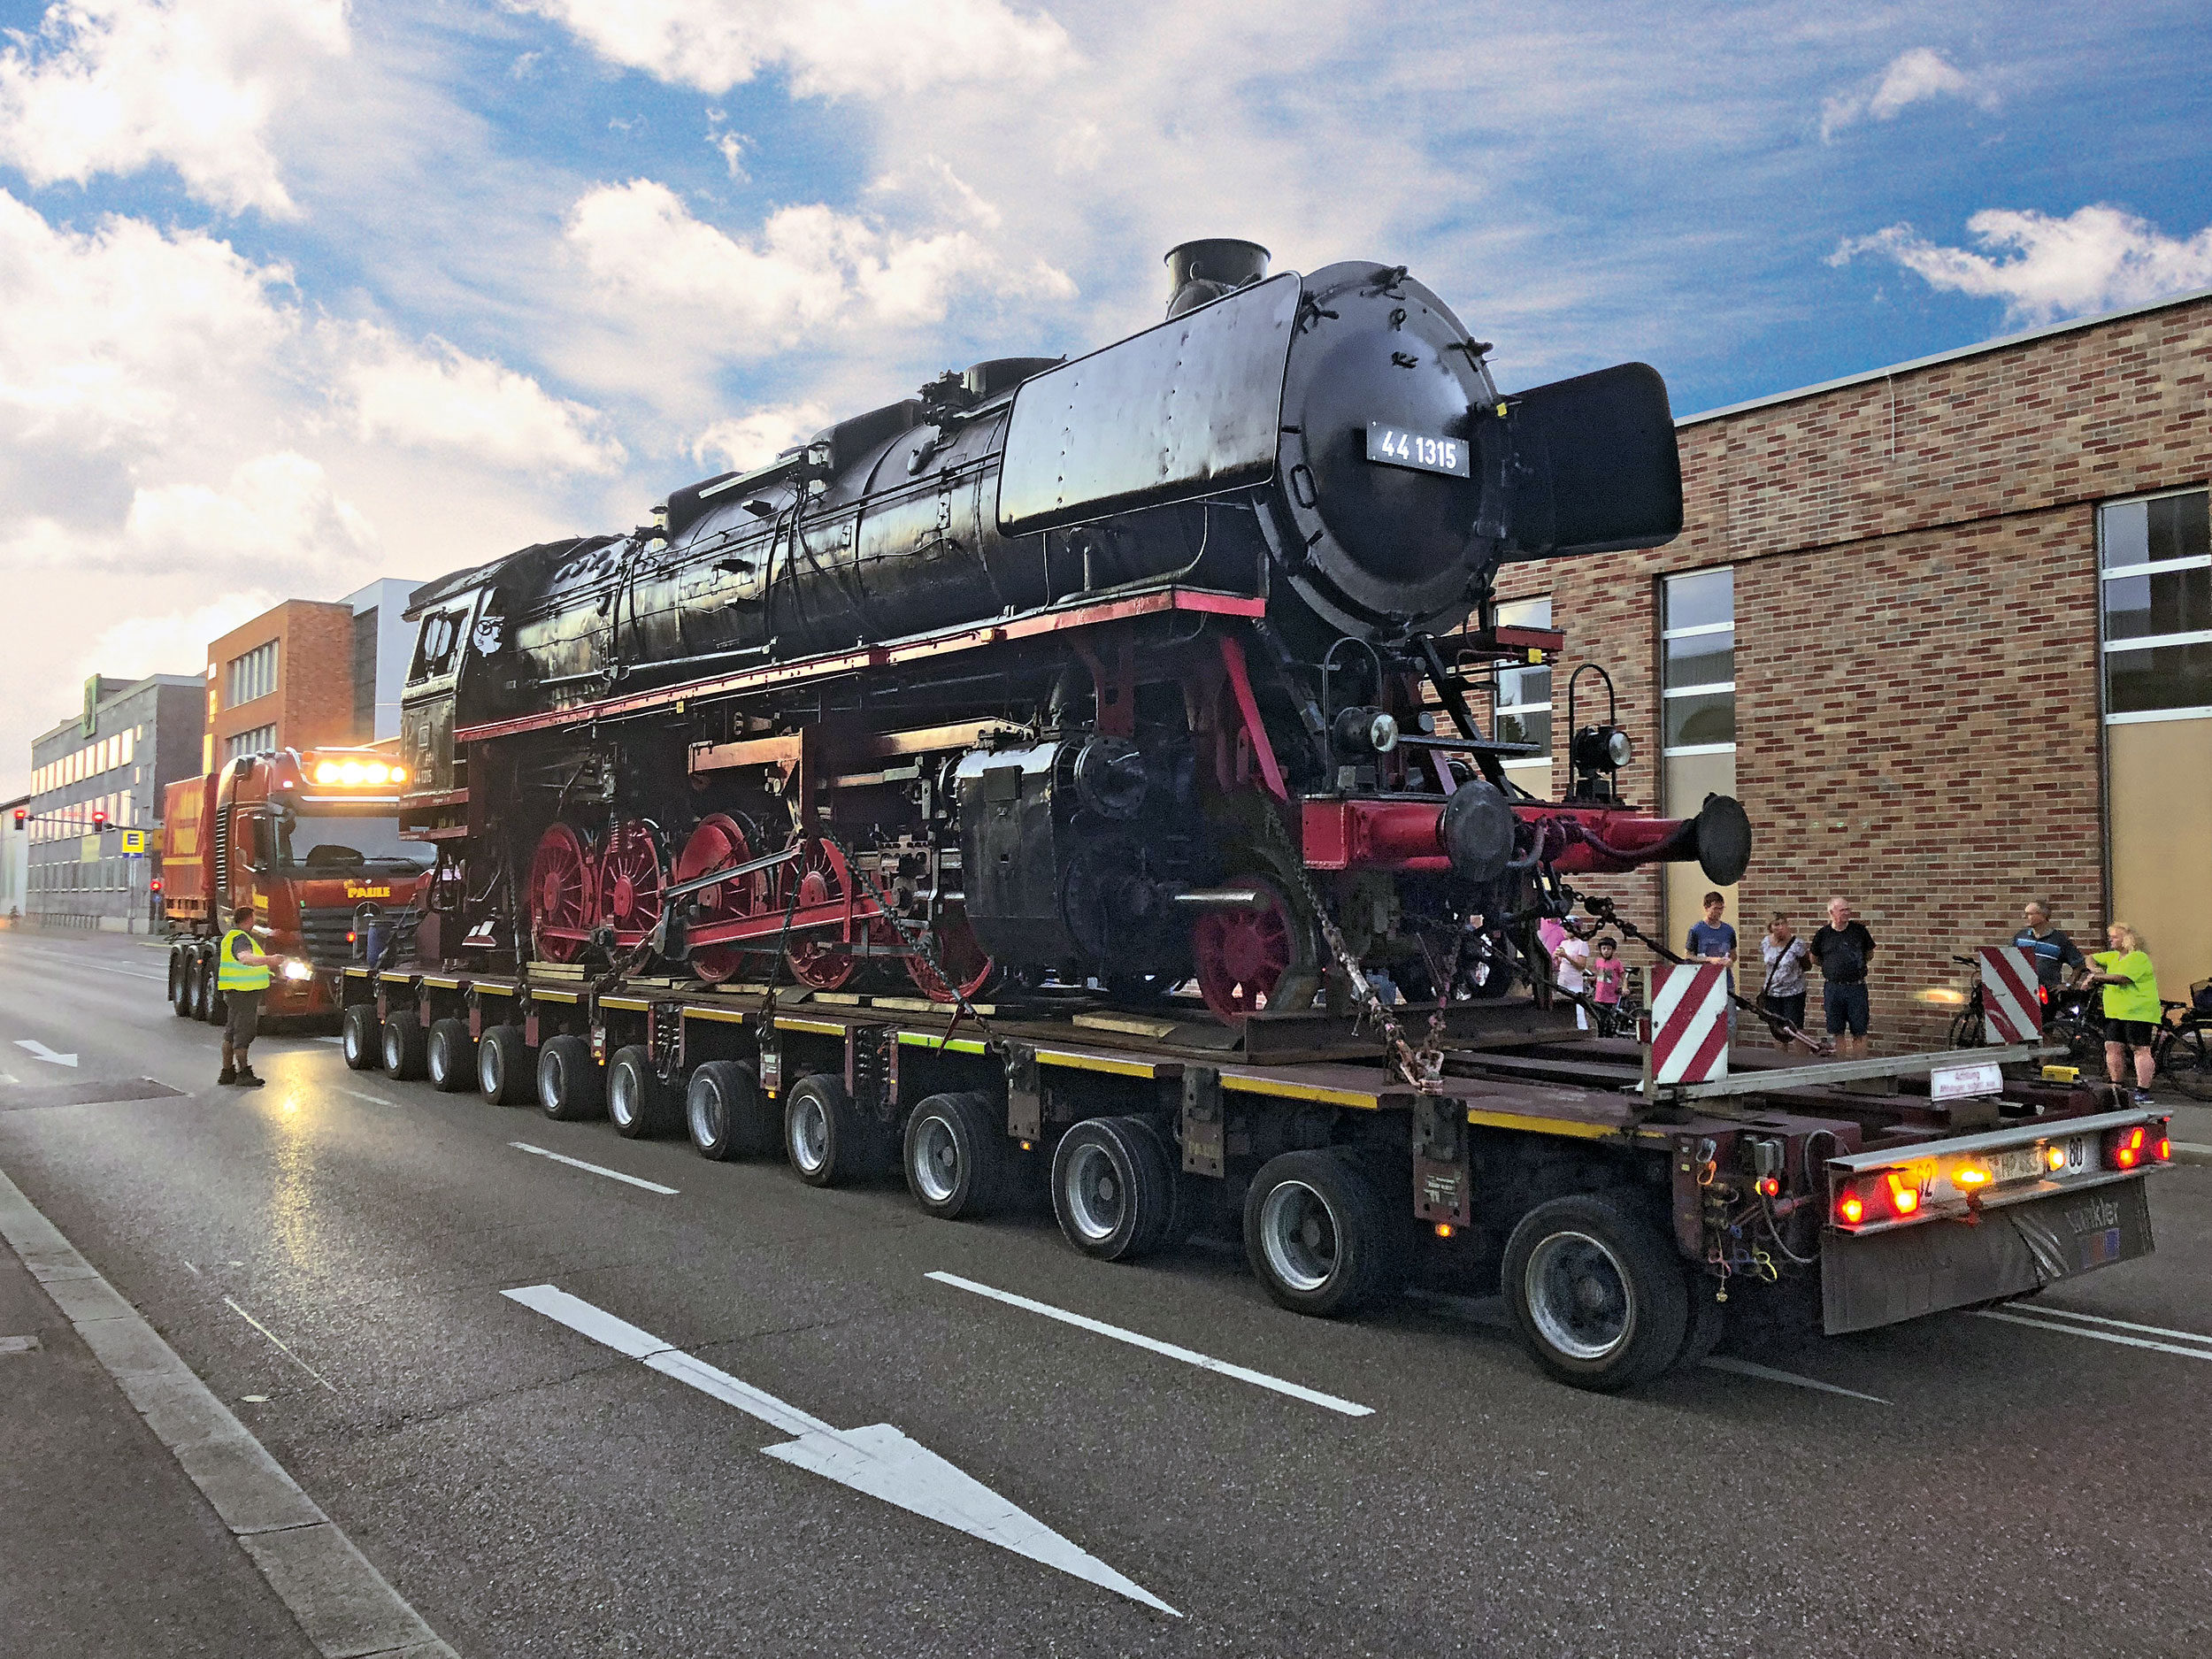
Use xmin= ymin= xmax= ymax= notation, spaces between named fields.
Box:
xmin=821 ymin=831 xmax=1002 ymax=1049
xmin=1287 ymin=863 xmax=1442 ymax=1089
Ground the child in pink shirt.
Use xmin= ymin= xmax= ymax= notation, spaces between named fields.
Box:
xmin=1589 ymin=937 xmax=1626 ymax=1007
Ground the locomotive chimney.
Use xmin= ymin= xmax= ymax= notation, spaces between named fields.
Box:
xmin=1164 ymin=238 xmax=1271 ymax=319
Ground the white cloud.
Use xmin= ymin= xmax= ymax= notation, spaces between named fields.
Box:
xmin=0 ymin=0 xmax=351 ymax=216
xmin=692 ymin=402 xmax=831 ymax=474
xmin=1832 ymin=205 xmax=2212 ymax=325
xmin=342 ymin=327 xmax=626 ymax=475
xmin=1820 ymin=47 xmax=1992 ymax=141
xmin=76 ymin=589 xmax=275 ymax=683
xmin=125 ymin=450 xmax=376 ymax=569
xmin=565 ymin=179 xmax=1073 ymax=355
xmin=509 ymin=0 xmax=1074 ymax=98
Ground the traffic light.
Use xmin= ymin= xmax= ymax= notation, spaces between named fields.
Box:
xmin=150 ymin=876 xmax=165 ymax=895
xmin=10 ymin=807 xmax=22 ymax=829
xmin=90 ymin=807 xmax=108 ymax=830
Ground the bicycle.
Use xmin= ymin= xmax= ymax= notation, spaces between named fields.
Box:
xmin=1945 ymin=956 xmax=2101 ymax=1065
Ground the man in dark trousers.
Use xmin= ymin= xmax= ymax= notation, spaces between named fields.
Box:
xmin=2015 ymin=900 xmax=2086 ymax=1019
xmin=1810 ymin=895 xmax=1878 ymax=1061
xmin=216 ymin=903 xmax=278 ymax=1087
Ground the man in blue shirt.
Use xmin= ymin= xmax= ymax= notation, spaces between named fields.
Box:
xmin=2015 ymin=900 xmax=2086 ymax=1018
xmin=1686 ymin=892 xmax=1737 ymax=1033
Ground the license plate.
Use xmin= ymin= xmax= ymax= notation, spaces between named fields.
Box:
xmin=1992 ymin=1146 xmax=2047 ymax=1186
xmin=1366 ymin=422 xmax=1471 ymax=478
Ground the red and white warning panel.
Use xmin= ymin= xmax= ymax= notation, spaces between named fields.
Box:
xmin=1978 ymin=945 xmax=2044 ymax=1044
xmin=1647 ymin=962 xmax=1730 ymax=1084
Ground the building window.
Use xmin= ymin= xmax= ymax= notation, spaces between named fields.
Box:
xmin=1492 ymin=595 xmax=1554 ymax=794
xmin=1661 ymin=567 xmax=1739 ymax=947
xmin=227 ymin=641 xmax=278 ymax=708
xmin=226 ymin=724 xmax=277 ymax=761
xmin=2101 ymin=488 xmax=2211 ymax=723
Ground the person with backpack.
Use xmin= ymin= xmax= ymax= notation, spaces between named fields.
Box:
xmin=1810 ymin=895 xmax=1877 ymax=1060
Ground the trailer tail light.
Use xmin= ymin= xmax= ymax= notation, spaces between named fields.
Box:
xmin=1887 ymin=1174 xmax=1920 ymax=1216
xmin=1832 ymin=1171 xmax=1924 ymax=1230
xmin=1755 ymin=1175 xmax=1781 ymax=1198
xmin=2104 ymin=1121 xmax=2170 ymax=1171
xmin=1836 ymin=1190 xmax=1865 ymax=1227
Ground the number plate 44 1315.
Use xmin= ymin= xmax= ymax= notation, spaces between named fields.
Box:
xmin=1365 ymin=422 xmax=1471 ymax=479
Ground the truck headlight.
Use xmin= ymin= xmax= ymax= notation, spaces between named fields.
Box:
xmin=281 ymin=960 xmax=314 ymax=982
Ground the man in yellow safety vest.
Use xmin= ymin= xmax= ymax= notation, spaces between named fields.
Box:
xmin=217 ymin=903 xmax=277 ymax=1087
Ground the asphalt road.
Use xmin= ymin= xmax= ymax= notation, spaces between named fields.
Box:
xmin=2 ymin=929 xmax=2208 ymax=1659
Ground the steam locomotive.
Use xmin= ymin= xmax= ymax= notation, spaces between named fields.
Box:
xmin=395 ymin=240 xmax=1748 ymax=1020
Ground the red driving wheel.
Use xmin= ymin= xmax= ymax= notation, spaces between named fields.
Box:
xmin=905 ymin=908 xmax=1000 ymax=1003
xmin=672 ymin=814 xmax=763 ymax=984
xmin=784 ymin=839 xmax=861 ymax=992
xmin=528 ymin=823 xmax=595 ymax=964
xmin=598 ymin=819 xmax=666 ymax=941
xmin=1193 ymin=879 xmax=1298 ymax=1023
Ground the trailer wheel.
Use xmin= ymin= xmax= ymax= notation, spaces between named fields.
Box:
xmin=1671 ymin=1273 xmax=1728 ymax=1374
xmin=478 ymin=1025 xmax=534 ymax=1105
xmin=342 ymin=1002 xmax=383 ymax=1071
xmin=1050 ymin=1117 xmax=1178 ymax=1262
xmin=784 ymin=1073 xmax=871 ymax=1187
xmin=194 ymin=953 xmax=223 ymax=1024
xmin=687 ymin=1060 xmax=774 ymax=1160
xmin=1502 ymin=1194 xmax=1690 ymax=1393
xmin=382 ymin=1015 xmax=428 ymax=1080
xmin=426 ymin=1018 xmax=476 ymax=1093
xmin=538 ymin=1034 xmax=605 ymax=1121
xmin=608 ymin=1046 xmax=676 ymax=1139
xmin=169 ymin=949 xmax=192 ymax=1017
xmin=903 ymin=1092 xmax=1010 ymax=1220
xmin=1243 ymin=1148 xmax=1408 ymax=1317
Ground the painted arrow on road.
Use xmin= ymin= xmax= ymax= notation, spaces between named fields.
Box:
xmin=13 ymin=1040 xmax=78 ymax=1068
xmin=503 ymin=1283 xmax=1178 ymax=1615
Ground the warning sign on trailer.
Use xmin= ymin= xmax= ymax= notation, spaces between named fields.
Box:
xmin=1978 ymin=946 xmax=2043 ymax=1044
xmin=1645 ymin=962 xmax=1731 ymax=1086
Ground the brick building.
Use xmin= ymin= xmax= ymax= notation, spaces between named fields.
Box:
xmin=203 ymin=578 xmax=425 ymax=772
xmin=1493 ymin=287 xmax=2211 ymax=1048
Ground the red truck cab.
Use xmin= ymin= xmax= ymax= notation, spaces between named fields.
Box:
xmin=162 ymin=748 xmax=430 ymax=1025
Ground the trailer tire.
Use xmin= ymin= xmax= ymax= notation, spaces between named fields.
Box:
xmin=194 ymin=953 xmax=224 ymax=1024
xmin=608 ymin=1046 xmax=676 ymax=1139
xmin=784 ymin=1073 xmax=872 ymax=1187
xmin=341 ymin=1002 xmax=382 ymax=1071
xmin=169 ymin=949 xmax=192 ymax=1017
xmin=1243 ymin=1148 xmax=1408 ymax=1317
xmin=687 ymin=1061 xmax=773 ymax=1160
xmin=382 ymin=1014 xmax=428 ymax=1080
xmin=538 ymin=1034 xmax=604 ymax=1121
xmin=1671 ymin=1273 xmax=1729 ymax=1373
xmin=903 ymin=1092 xmax=1010 ymax=1220
xmin=1050 ymin=1117 xmax=1178 ymax=1262
xmin=426 ymin=1018 xmax=475 ymax=1092
xmin=1502 ymin=1194 xmax=1690 ymax=1393
xmin=479 ymin=1025 xmax=534 ymax=1105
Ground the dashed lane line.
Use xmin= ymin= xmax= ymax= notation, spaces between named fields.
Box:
xmin=1977 ymin=1308 xmax=2212 ymax=1361
xmin=509 ymin=1140 xmax=679 ymax=1194
xmin=927 ymin=1271 xmax=1375 ymax=1417
xmin=1701 ymin=1356 xmax=1891 ymax=1403
xmin=220 ymin=1296 xmax=340 ymax=1393
xmin=2016 ymin=1303 xmax=2212 ymax=1345
xmin=0 ymin=1165 xmax=454 ymax=1657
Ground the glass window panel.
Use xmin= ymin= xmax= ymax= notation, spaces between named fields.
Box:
xmin=1496 ymin=663 xmax=1551 ymax=710
xmin=1496 ymin=708 xmax=1552 ymax=749
xmin=1663 ymin=568 xmax=1733 ymax=633
xmin=1495 ymin=595 xmax=1552 ymax=629
xmin=2102 ymin=500 xmax=2149 ymax=569
xmin=1663 ymin=633 xmax=1734 ymax=688
xmin=2150 ymin=493 xmax=2211 ymax=565
xmin=1664 ymin=690 xmax=1736 ymax=749
xmin=2107 ymin=640 xmax=2212 ymax=714
xmin=2104 ymin=568 xmax=2212 ymax=641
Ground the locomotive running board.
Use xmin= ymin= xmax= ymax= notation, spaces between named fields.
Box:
xmin=455 ymin=587 xmax=1266 ymax=745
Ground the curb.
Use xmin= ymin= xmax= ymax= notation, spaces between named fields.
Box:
xmin=2170 ymin=1141 xmax=2212 ymax=1168
xmin=0 ymin=1167 xmax=457 ymax=1658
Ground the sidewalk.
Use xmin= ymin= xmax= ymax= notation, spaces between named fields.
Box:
xmin=0 ymin=1239 xmax=316 ymax=1657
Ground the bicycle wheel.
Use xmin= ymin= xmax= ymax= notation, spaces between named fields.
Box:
xmin=1948 ymin=1002 xmax=1982 ymax=1051
xmin=2164 ymin=1024 xmax=2212 ymax=1102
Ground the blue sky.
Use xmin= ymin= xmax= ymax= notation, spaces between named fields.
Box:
xmin=0 ymin=0 xmax=2208 ymax=790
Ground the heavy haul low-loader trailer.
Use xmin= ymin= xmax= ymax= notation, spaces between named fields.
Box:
xmin=339 ymin=964 xmax=2175 ymax=1392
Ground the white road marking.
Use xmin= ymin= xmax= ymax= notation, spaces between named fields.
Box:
xmin=180 ymin=1259 xmax=202 ymax=1276
xmin=336 ymin=1087 xmax=399 ymax=1108
xmin=318 ymin=1036 xmax=345 ymax=1045
xmin=504 ymin=1283 xmax=1178 ymax=1616
xmin=509 ymin=1141 xmax=678 ymax=1194
xmin=221 ymin=1296 xmax=340 ymax=1393
xmin=2170 ymin=1140 xmax=2212 ymax=1158
xmin=13 ymin=1039 xmax=77 ymax=1067
xmin=2015 ymin=1303 xmax=2212 ymax=1347
xmin=1977 ymin=1309 xmax=2212 ymax=1362
xmin=1701 ymin=1356 xmax=1891 ymax=1403
xmin=927 ymin=1271 xmax=1375 ymax=1417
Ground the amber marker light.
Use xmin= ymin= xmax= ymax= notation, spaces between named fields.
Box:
xmin=2046 ymin=1145 xmax=2068 ymax=1172
xmin=365 ymin=762 xmax=390 ymax=784
xmin=1953 ymin=1162 xmax=1992 ymax=1189
xmin=1886 ymin=1173 xmax=1921 ymax=1217
xmin=314 ymin=761 xmax=341 ymax=783
xmin=1434 ymin=1223 xmax=1455 ymax=1239
xmin=391 ymin=765 xmax=407 ymax=783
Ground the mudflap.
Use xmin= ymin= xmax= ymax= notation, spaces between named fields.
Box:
xmin=1823 ymin=1179 xmax=2154 ymax=1335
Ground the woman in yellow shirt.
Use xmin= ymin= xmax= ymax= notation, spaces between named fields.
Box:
xmin=2082 ymin=922 xmax=2161 ymax=1106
